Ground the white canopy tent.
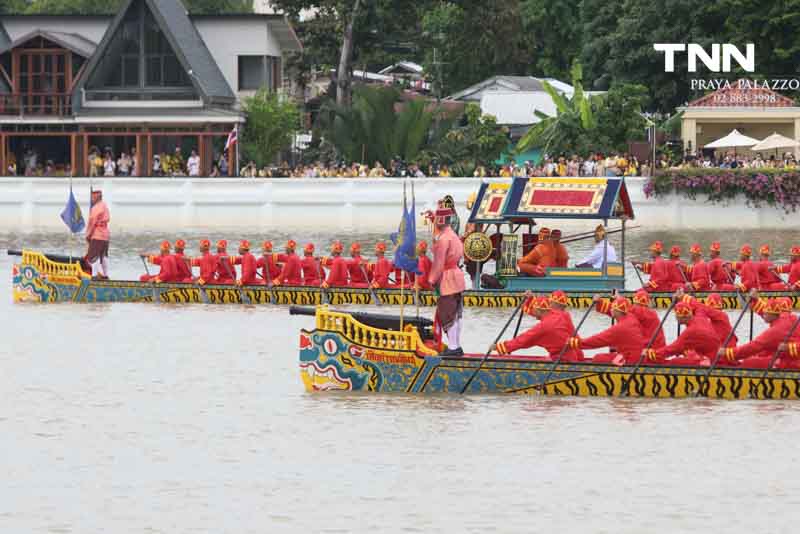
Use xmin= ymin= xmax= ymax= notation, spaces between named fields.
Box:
xmin=751 ymin=132 xmax=800 ymax=152
xmin=704 ymin=129 xmax=761 ymax=149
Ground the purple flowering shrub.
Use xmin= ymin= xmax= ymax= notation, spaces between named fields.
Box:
xmin=644 ymin=169 xmax=800 ymax=212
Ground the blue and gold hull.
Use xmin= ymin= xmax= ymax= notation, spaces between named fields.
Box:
xmin=11 ymin=250 xmax=800 ymax=310
xmin=299 ymin=307 xmax=800 ymax=400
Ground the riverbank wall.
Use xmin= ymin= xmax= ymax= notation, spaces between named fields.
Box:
xmin=0 ymin=177 xmax=794 ymax=232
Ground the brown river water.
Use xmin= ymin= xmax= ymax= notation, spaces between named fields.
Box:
xmin=3 ymin=228 xmax=800 ymax=533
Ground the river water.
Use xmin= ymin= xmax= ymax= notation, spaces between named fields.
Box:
xmin=3 ymin=228 xmax=800 ymax=533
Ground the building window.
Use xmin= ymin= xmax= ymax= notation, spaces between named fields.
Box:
xmin=238 ymin=55 xmax=281 ymax=91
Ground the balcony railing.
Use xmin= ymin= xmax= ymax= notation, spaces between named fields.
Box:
xmin=0 ymin=93 xmax=72 ymax=116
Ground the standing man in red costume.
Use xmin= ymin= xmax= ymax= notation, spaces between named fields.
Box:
xmin=140 ymin=241 xmax=177 ymax=283
xmin=569 ymin=297 xmax=646 ymax=365
xmin=347 ymin=243 xmax=370 ymax=288
xmin=370 ymin=242 xmax=394 ymax=289
xmin=645 ymin=302 xmax=720 ymax=366
xmin=493 ymin=295 xmax=584 ymax=361
xmin=214 ymin=240 xmax=235 ymax=284
xmin=323 ymin=241 xmax=349 ymax=288
xmin=301 ymin=243 xmax=322 ymax=286
xmin=233 ymin=240 xmax=258 ymax=286
xmin=594 ymin=289 xmax=665 ymax=349
xmin=730 ymin=244 xmax=760 ymax=291
xmin=429 ymin=206 xmax=466 ymax=357
xmin=86 ymin=189 xmax=110 ymax=280
xmin=273 ymin=240 xmax=302 ymax=286
xmin=173 ymin=239 xmax=193 ymax=282
xmin=707 ymin=242 xmax=735 ymax=290
xmin=414 ymin=241 xmax=433 ymax=290
xmin=635 ymin=241 xmax=671 ymax=291
xmin=685 ymin=243 xmax=711 ymax=291
xmin=191 ymin=239 xmax=216 ymax=285
xmin=773 ymin=246 xmax=800 ymax=290
xmin=757 ymin=245 xmax=788 ymax=290
xmin=256 ymin=241 xmax=281 ymax=284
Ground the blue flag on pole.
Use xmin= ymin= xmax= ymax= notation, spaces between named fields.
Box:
xmin=60 ymin=187 xmax=85 ymax=234
xmin=391 ymin=182 xmax=421 ymax=275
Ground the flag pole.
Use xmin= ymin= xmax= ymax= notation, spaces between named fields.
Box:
xmin=399 ymin=181 xmax=407 ymax=333
xmin=413 ymin=181 xmax=420 ymax=321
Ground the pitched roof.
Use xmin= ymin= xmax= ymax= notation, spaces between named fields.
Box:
xmin=73 ymin=0 xmax=235 ymax=108
xmin=0 ymin=21 xmax=10 ymax=49
xmin=447 ymin=76 xmax=547 ymax=101
xmin=0 ymin=29 xmax=97 ymax=57
xmin=687 ymin=80 xmax=795 ymax=108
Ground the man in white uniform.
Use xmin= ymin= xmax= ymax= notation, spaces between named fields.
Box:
xmin=575 ymin=225 xmax=617 ymax=268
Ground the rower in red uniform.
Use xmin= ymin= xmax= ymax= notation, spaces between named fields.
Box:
xmin=347 ymin=243 xmax=370 ymax=288
xmin=414 ymin=241 xmax=433 ymax=290
xmin=140 ymin=240 xmax=177 ymax=282
xmin=757 ymin=244 xmax=788 ymax=290
xmin=684 ymin=243 xmax=712 ymax=291
xmin=493 ymin=296 xmax=584 ymax=361
xmin=370 ymin=242 xmax=394 ymax=289
xmin=301 ymin=243 xmax=323 ymax=286
xmin=646 ymin=302 xmax=720 ymax=366
xmin=273 ymin=240 xmax=303 ymax=286
xmin=256 ymin=241 xmax=281 ymax=284
xmin=730 ymin=244 xmax=760 ymax=291
xmin=569 ymin=296 xmax=646 ymax=365
xmin=679 ymin=292 xmax=738 ymax=355
xmin=773 ymin=246 xmax=800 ymax=290
xmin=719 ymin=298 xmax=800 ymax=369
xmin=173 ymin=239 xmax=193 ymax=282
xmin=548 ymin=290 xmax=578 ymax=335
xmin=707 ymin=242 xmax=736 ymax=291
xmin=191 ymin=239 xmax=216 ymax=285
xmin=635 ymin=241 xmax=671 ymax=292
xmin=213 ymin=240 xmax=236 ymax=284
xmin=233 ymin=240 xmax=258 ymax=286
xmin=667 ymin=245 xmax=688 ymax=289
xmin=323 ymin=241 xmax=349 ymax=288
xmin=594 ymin=289 xmax=666 ymax=349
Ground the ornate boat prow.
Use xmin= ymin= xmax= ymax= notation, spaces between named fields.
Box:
xmin=11 ymin=250 xmax=90 ymax=303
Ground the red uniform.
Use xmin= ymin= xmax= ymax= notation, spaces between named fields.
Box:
xmin=301 ymin=256 xmax=322 ymax=286
xmin=347 ymin=255 xmax=369 ymax=287
xmin=275 ymin=252 xmax=302 ymax=285
xmin=726 ymin=313 xmax=800 ymax=369
xmin=758 ymin=259 xmax=788 ymax=290
xmin=192 ymin=252 xmax=217 ymax=284
xmin=496 ymin=311 xmax=584 ymax=362
xmin=416 ymin=254 xmax=433 ymax=290
xmin=707 ymin=257 xmax=735 ymax=290
xmin=371 ymin=257 xmax=394 ymax=288
xmin=173 ymin=252 xmax=193 ymax=282
xmin=577 ymin=314 xmax=646 ymax=364
xmin=686 ymin=260 xmax=711 ymax=291
xmin=256 ymin=254 xmax=281 ymax=283
xmin=775 ymin=261 xmax=800 ymax=290
xmin=682 ymin=296 xmax=738 ymax=350
xmin=233 ymin=252 xmax=258 ymax=285
xmin=215 ymin=253 xmax=236 ymax=284
xmin=641 ymin=256 xmax=671 ymax=292
xmin=596 ymin=298 xmax=666 ymax=349
xmin=667 ymin=259 xmax=687 ymax=289
xmin=324 ymin=256 xmax=349 ymax=287
xmin=655 ymin=315 xmax=719 ymax=365
xmin=140 ymin=254 xmax=178 ymax=283
xmin=731 ymin=259 xmax=760 ymax=291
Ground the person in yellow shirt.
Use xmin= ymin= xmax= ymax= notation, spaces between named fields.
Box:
xmin=439 ymin=164 xmax=452 ymax=177
xmin=557 ymin=156 xmax=567 ymax=177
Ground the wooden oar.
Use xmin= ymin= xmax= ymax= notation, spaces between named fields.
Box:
xmin=512 ymin=295 xmax=529 ymax=337
xmin=139 ymin=255 xmax=159 ymax=303
xmin=695 ymin=301 xmax=751 ymax=397
xmin=316 ymin=258 xmax=329 ymax=305
xmin=559 ymin=225 xmax=640 ymax=246
xmin=751 ymin=313 xmax=800 ymax=399
xmin=536 ymin=304 xmax=594 ymax=394
xmin=631 ymin=261 xmax=646 ymax=289
xmin=619 ymin=298 xmax=679 ymax=397
xmin=222 ymin=258 xmax=251 ymax=305
xmin=360 ymin=264 xmax=381 ymax=306
xmin=460 ymin=299 xmax=526 ymax=394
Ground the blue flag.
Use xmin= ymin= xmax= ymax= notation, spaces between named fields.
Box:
xmin=60 ymin=187 xmax=85 ymax=234
xmin=392 ymin=183 xmax=421 ymax=275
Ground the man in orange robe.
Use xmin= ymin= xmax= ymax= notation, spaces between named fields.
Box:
xmin=517 ymin=228 xmax=554 ymax=277
xmin=493 ymin=296 xmax=583 ymax=362
xmin=551 ymin=229 xmax=569 ymax=268
xmin=273 ymin=240 xmax=302 ymax=286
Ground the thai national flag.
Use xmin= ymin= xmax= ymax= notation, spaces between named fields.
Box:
xmin=225 ymin=126 xmax=238 ymax=151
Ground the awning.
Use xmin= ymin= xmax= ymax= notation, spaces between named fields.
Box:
xmin=751 ymin=132 xmax=800 ymax=152
xmin=468 ymin=182 xmax=512 ymax=224
xmin=502 ymin=177 xmax=634 ymax=220
xmin=704 ymin=129 xmax=760 ymax=149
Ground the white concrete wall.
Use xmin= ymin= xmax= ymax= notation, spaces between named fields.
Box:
xmin=0 ymin=177 xmax=794 ymax=232
xmin=193 ymin=18 xmax=283 ymax=99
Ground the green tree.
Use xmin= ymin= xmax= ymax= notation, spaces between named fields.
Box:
xmin=241 ymin=89 xmax=302 ymax=167
xmin=592 ymin=82 xmax=649 ymax=151
xmin=18 ymin=0 xmax=250 ymax=14
xmin=520 ymin=0 xmax=582 ymax=81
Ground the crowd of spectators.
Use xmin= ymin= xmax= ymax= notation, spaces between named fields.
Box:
xmin=675 ymin=152 xmax=798 ymax=170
